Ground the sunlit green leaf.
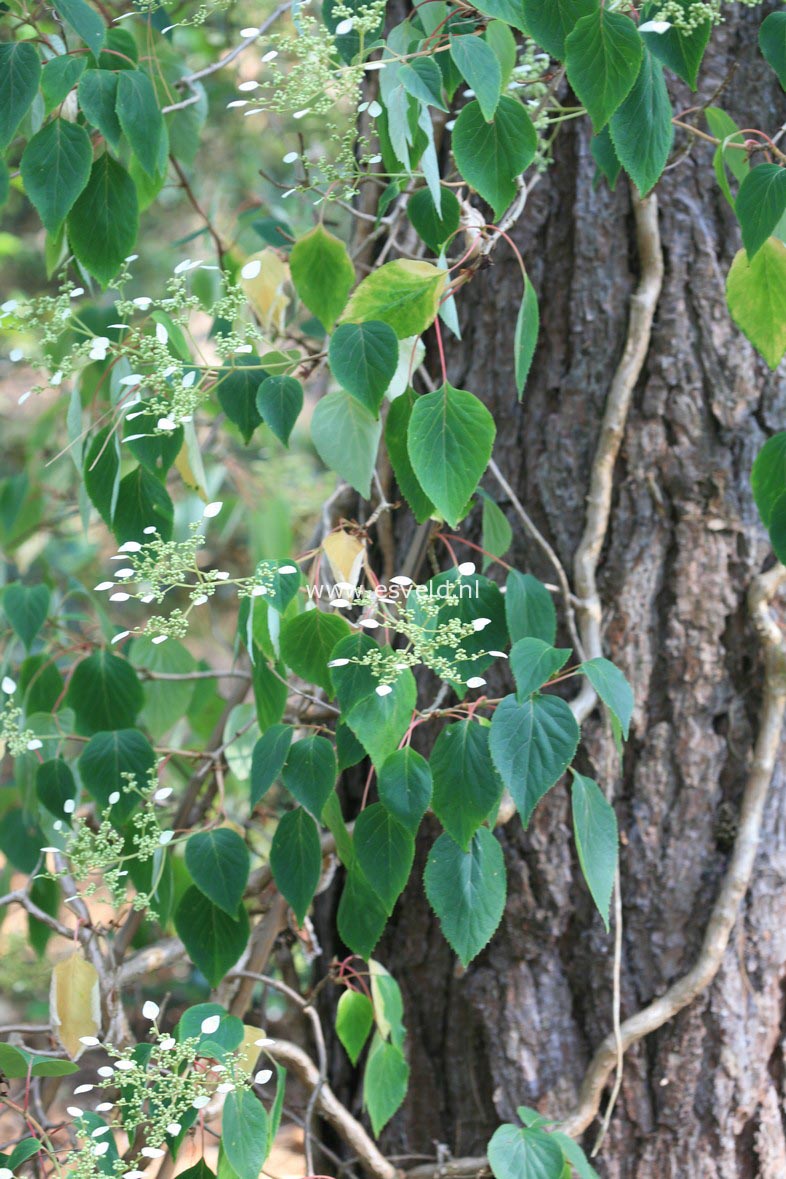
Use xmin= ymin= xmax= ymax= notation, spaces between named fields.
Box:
xmin=726 ymin=240 xmax=786 ymax=369
xmin=336 ymin=989 xmax=374 ymax=1065
xmin=290 ymin=225 xmax=355 ymax=330
xmin=341 ymin=260 xmax=447 ymax=339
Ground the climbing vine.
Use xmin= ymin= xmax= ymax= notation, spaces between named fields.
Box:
xmin=1 ymin=0 xmax=786 ymax=1177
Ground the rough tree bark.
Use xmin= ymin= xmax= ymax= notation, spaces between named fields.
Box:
xmin=315 ymin=7 xmax=786 ymax=1177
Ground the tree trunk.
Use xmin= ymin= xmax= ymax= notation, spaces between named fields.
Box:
xmin=342 ymin=8 xmax=786 ymax=1177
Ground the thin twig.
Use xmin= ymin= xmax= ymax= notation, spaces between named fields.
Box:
xmin=230 ymin=968 xmax=328 ymax=1175
xmin=170 ymin=155 xmax=226 ymax=264
xmin=171 ymin=4 xmax=290 ymax=89
xmin=254 ymin=1038 xmax=398 ymax=1179
xmin=0 ymin=1024 xmax=52 ymax=1036
xmin=488 ymin=457 xmax=583 ymax=658
xmin=0 ymin=889 xmax=74 ymax=942
xmin=138 ymin=668 xmax=251 ymax=682
xmin=160 ymin=91 xmax=202 ymax=115
xmin=404 ymin=1160 xmax=490 ymax=1178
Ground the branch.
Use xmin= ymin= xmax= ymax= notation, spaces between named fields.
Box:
xmin=222 ymin=894 xmax=289 ymax=1017
xmin=0 ymin=889 xmax=75 ymax=942
xmin=260 ymin=1038 xmax=399 ymax=1179
xmin=558 ymin=564 xmax=786 ymax=1137
xmin=162 ymin=3 xmax=290 ymax=102
xmin=572 ymin=189 xmax=664 ymax=686
xmin=404 ymin=1161 xmax=490 ymax=1179
xmin=566 ymin=186 xmax=664 ymax=1143
xmin=117 ymin=936 xmax=186 ymax=985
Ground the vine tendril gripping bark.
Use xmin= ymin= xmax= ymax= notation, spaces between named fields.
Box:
xmin=559 ymin=563 xmax=786 ymax=1138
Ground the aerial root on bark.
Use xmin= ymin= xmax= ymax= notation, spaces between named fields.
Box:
xmin=553 ymin=189 xmax=786 ymax=1150
xmin=558 ymin=563 xmax=786 ymax=1136
xmin=493 ymin=189 xmax=664 ymax=1150
xmin=492 ymin=189 xmax=664 ymax=831
xmin=572 ymin=188 xmax=664 ymax=1151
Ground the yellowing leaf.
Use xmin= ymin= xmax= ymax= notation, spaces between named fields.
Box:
xmin=322 ymin=529 xmax=366 ymax=594
xmin=726 ymin=239 xmax=786 ymax=370
xmin=236 ymin=1024 xmax=265 ymax=1075
xmin=50 ymin=951 xmax=101 ymax=1059
xmin=241 ymin=249 xmax=290 ymax=334
xmin=341 ymin=260 xmax=447 ymax=339
xmin=174 ymin=438 xmax=204 ymax=496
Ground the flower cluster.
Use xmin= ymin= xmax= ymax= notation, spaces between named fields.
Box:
xmin=102 ymin=524 xmax=210 ymax=608
xmin=331 ymin=0 xmax=387 ymax=42
xmin=50 ymin=770 xmax=173 ymax=913
xmin=231 ymin=2 xmax=386 ymax=196
xmin=133 ymin=0 xmax=234 ymax=26
xmin=2 ymin=257 xmax=269 ymax=430
xmin=64 ymin=1011 xmax=276 ymax=1179
xmin=1 ymin=282 xmax=88 ymax=395
xmin=96 ymin=513 xmax=227 ymax=644
xmin=328 ymin=566 xmax=507 ymax=689
xmin=99 ymin=524 xmax=308 ymax=643
xmin=645 ymin=0 xmax=763 ymax=32
xmin=0 ymin=698 xmax=39 ymax=758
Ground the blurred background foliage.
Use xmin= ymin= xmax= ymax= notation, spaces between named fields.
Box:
xmin=0 ymin=0 xmax=346 ymax=1022
xmin=0 ymin=1 xmax=348 ymax=634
